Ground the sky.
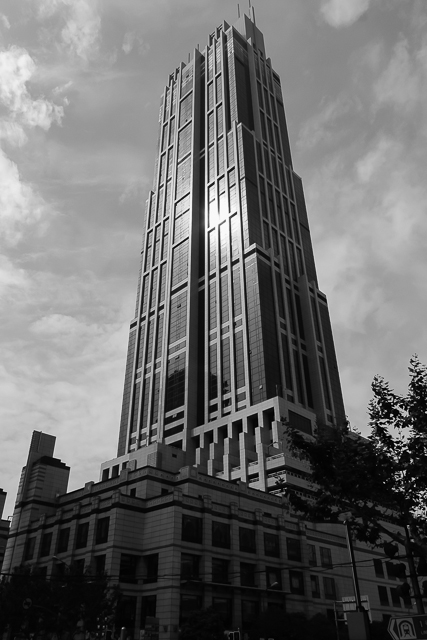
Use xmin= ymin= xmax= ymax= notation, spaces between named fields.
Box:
xmin=1 ymin=0 xmax=427 ymax=518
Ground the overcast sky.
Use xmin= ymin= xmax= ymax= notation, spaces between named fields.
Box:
xmin=1 ymin=0 xmax=427 ymax=518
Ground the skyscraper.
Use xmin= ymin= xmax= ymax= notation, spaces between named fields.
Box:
xmin=2 ymin=14 xmax=403 ymax=635
xmin=115 ymin=10 xmax=345 ymax=491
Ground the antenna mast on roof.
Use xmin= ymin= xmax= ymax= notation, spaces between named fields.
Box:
xmin=237 ymin=4 xmax=240 ymax=18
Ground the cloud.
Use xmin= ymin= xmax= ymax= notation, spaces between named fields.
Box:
xmin=36 ymin=0 xmax=101 ymax=63
xmin=0 ymin=13 xmax=10 ymax=30
xmin=355 ymin=137 xmax=395 ymax=183
xmin=373 ymin=38 xmax=426 ymax=113
xmin=0 ymin=121 xmax=28 ymax=147
xmin=320 ymin=0 xmax=370 ymax=27
xmin=0 ymin=46 xmax=64 ymax=129
xmin=122 ymin=31 xmax=150 ymax=56
xmin=297 ymin=94 xmax=355 ymax=150
xmin=0 ymin=255 xmax=29 ymax=302
xmin=0 ymin=147 xmax=52 ymax=245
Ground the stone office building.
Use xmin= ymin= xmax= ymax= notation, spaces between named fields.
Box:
xmin=2 ymin=10 xmax=413 ymax=638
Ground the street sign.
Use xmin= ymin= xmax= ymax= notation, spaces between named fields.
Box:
xmin=388 ymin=615 xmax=427 ymax=640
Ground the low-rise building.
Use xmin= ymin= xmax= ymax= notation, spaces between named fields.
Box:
xmin=2 ymin=432 xmax=413 ymax=638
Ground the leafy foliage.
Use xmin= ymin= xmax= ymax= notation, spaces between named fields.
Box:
xmin=179 ymin=607 xmax=225 ymax=640
xmin=285 ymin=356 xmax=427 ymax=547
xmin=248 ymin=611 xmax=347 ymax=640
xmin=0 ymin=565 xmax=119 ymax=637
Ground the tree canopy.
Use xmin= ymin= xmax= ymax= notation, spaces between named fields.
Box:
xmin=284 ymin=356 xmax=427 ymax=549
xmin=0 ymin=565 xmax=119 ymax=638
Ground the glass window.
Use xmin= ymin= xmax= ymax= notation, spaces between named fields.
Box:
xmin=40 ymin=532 xmax=52 ymax=558
xmin=212 ymin=520 xmax=230 ymax=548
xmin=180 ymin=594 xmax=202 ymax=625
xmin=289 ymin=570 xmax=304 ymax=595
xmin=181 ymin=553 xmax=200 ymax=579
xmin=221 ymin=336 xmax=231 ymax=394
xmin=57 ymin=528 xmax=70 ymax=554
xmin=209 ymin=344 xmax=218 ymax=401
xmin=266 ymin=567 xmax=282 ymax=590
xmin=311 ymin=575 xmax=320 ymax=598
xmin=179 ymin=92 xmax=193 ymax=127
xmin=95 ymin=517 xmax=110 ymax=545
xmin=323 ymin=577 xmax=337 ymax=600
xmin=378 ymin=585 xmax=389 ymax=606
xmin=241 ymin=600 xmax=259 ymax=626
xmin=390 ymin=587 xmax=402 ymax=608
xmin=75 ymin=522 xmax=89 ymax=549
xmin=94 ymin=554 xmax=106 ymax=575
xmin=209 ymin=279 xmax=217 ymax=330
xmin=232 ymin=266 xmax=242 ymax=316
xmin=308 ymin=544 xmax=317 ymax=566
xmin=141 ymin=595 xmax=157 ymax=629
xmin=374 ymin=559 xmax=384 ymax=578
xmin=172 ymin=240 xmax=189 ymax=287
xmin=212 ymin=598 xmax=232 ymax=628
xmin=216 ymin=75 xmax=222 ymax=103
xmin=176 ymin=156 xmax=191 ymax=200
xmin=287 ymin=538 xmax=301 ymax=562
xmin=208 ymin=111 xmax=214 ymax=145
xmin=217 ymin=137 xmax=224 ymax=175
xmin=178 ymin=123 xmax=192 ymax=160
xmin=264 ymin=533 xmax=280 ymax=558
xmin=320 ymin=547 xmax=333 ymax=568
xmin=182 ymin=514 xmax=202 ymax=543
xmin=217 ymin=105 xmax=223 ymax=137
xmin=212 ymin=558 xmax=229 ymax=583
xmin=234 ymin=331 xmax=245 ymax=389
xmin=165 ymin=352 xmax=186 ymax=412
xmin=119 ymin=553 xmax=139 ymax=583
xmin=239 ymin=527 xmax=256 ymax=553
xmin=208 ymin=83 xmax=214 ymax=110
xmin=240 ymin=562 xmax=256 ymax=587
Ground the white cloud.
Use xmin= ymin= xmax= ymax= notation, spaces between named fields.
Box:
xmin=320 ymin=0 xmax=370 ymax=27
xmin=297 ymin=94 xmax=355 ymax=150
xmin=0 ymin=13 xmax=10 ymax=29
xmin=36 ymin=0 xmax=101 ymax=63
xmin=355 ymin=137 xmax=395 ymax=183
xmin=0 ymin=120 xmax=28 ymax=147
xmin=0 ymin=46 xmax=64 ymax=129
xmin=122 ymin=31 xmax=150 ymax=56
xmin=373 ymin=38 xmax=424 ymax=113
xmin=0 ymin=255 xmax=29 ymax=302
xmin=0 ymin=148 xmax=52 ymax=245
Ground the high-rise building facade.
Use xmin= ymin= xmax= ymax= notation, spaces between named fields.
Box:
xmin=116 ymin=11 xmax=345 ymax=489
xmin=2 ymin=15 xmax=411 ymax=638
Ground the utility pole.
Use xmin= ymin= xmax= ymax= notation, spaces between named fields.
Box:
xmin=405 ymin=525 xmax=425 ymax=615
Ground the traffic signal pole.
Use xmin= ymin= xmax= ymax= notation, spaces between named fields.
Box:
xmin=345 ymin=522 xmax=364 ymax=613
xmin=405 ymin=525 xmax=425 ymax=615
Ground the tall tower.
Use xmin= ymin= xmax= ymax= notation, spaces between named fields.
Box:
xmin=115 ymin=11 xmax=345 ymax=490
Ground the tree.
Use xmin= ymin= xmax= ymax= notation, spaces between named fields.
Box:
xmin=284 ymin=356 xmax=427 ymax=548
xmin=179 ymin=607 xmax=225 ymax=640
xmin=282 ymin=356 xmax=427 ymax=613
xmin=248 ymin=610 xmax=346 ymax=640
xmin=0 ymin=565 xmax=120 ymax=637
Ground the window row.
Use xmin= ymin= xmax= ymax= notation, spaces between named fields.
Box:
xmin=182 ymin=515 xmax=309 ymax=561
xmin=24 ymin=517 xmax=110 ymax=560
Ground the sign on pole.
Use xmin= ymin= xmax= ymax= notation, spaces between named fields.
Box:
xmin=388 ymin=614 xmax=427 ymax=640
